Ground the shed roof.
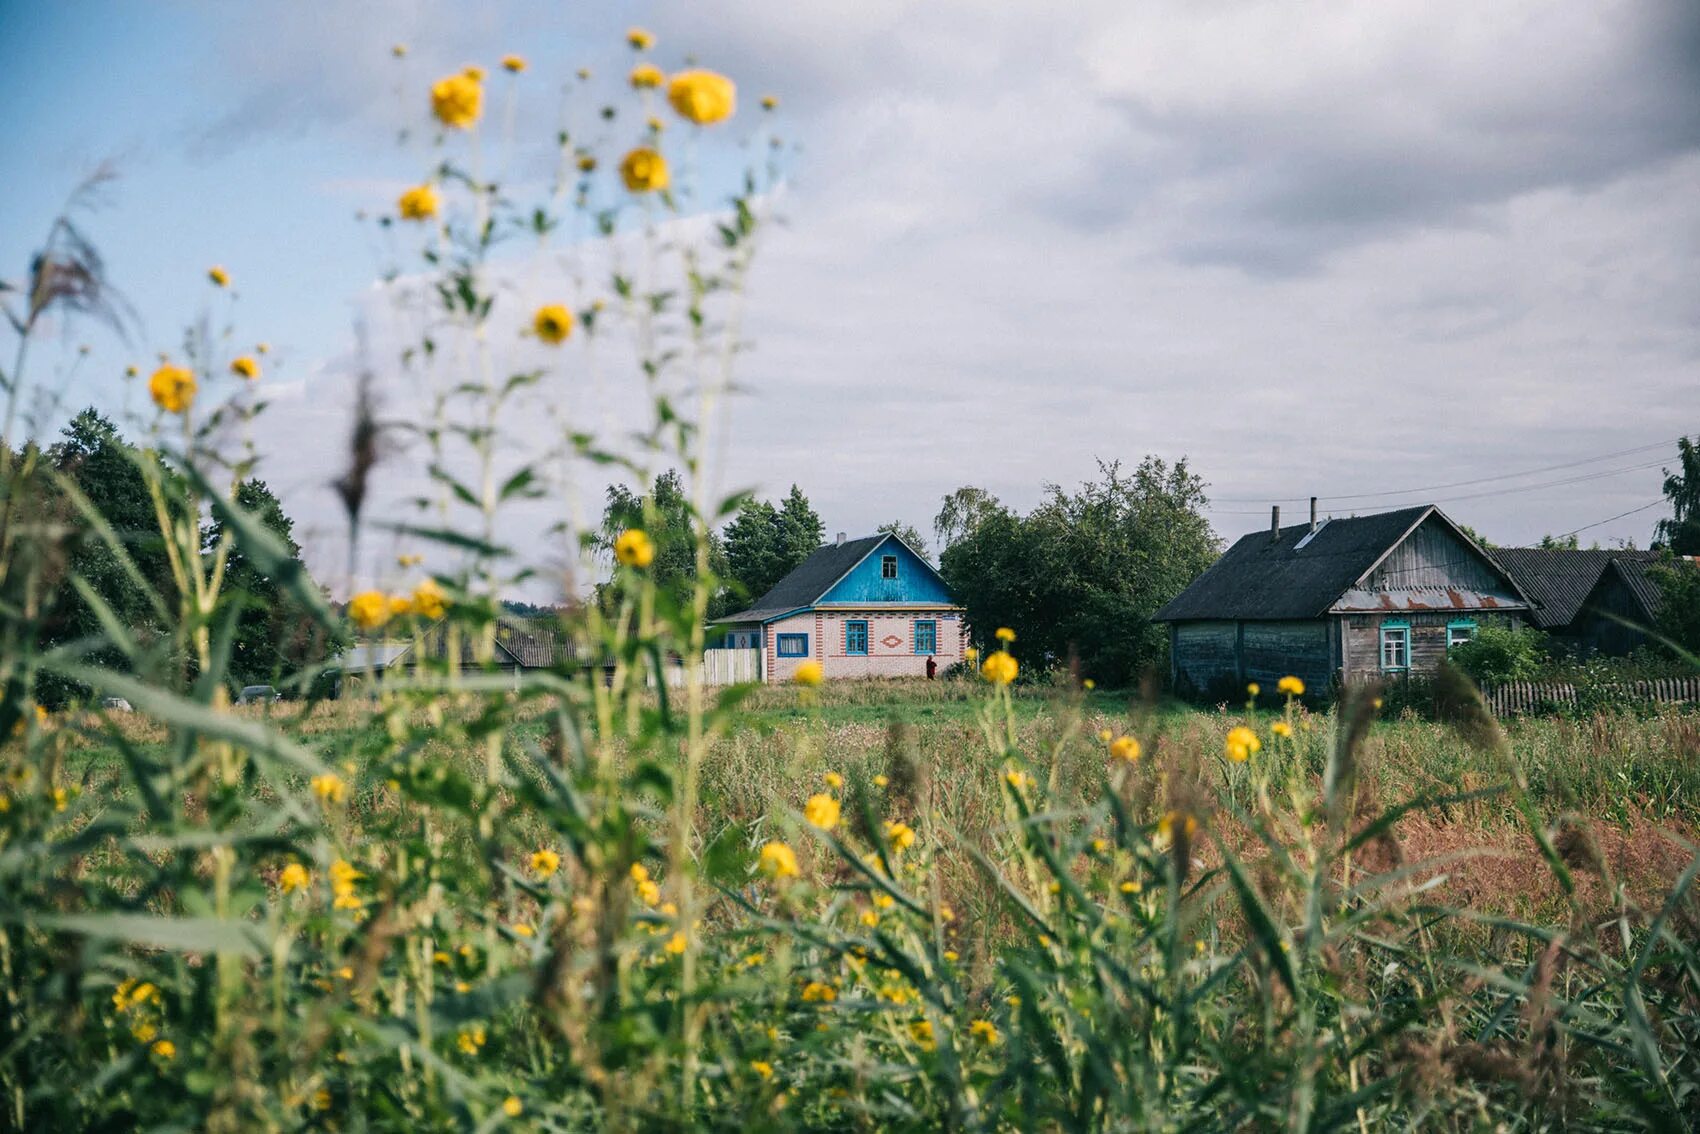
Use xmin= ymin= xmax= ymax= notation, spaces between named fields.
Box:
xmin=1491 ymin=548 xmax=1663 ymax=629
xmin=1152 ymin=505 xmax=1524 ymax=622
xmin=716 ymin=534 xmax=943 ymax=623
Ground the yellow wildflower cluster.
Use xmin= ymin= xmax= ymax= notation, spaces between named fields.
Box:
xmin=1277 ymin=675 xmax=1306 ymax=696
xmin=531 ymin=848 xmax=561 ymax=879
xmin=667 ymin=70 xmax=736 ymax=125
xmin=278 ymin=862 xmax=310 ymax=893
xmin=619 ymin=147 xmax=670 ymax=193
xmin=627 ymin=27 xmax=655 ymax=50
xmin=310 ymin=772 xmax=346 ymax=805
xmin=792 ymin=660 xmax=823 ymax=686
xmin=398 ymin=183 xmax=439 ymax=221
xmin=759 ymin=841 xmax=800 ymax=880
xmin=632 ymin=862 xmax=661 ymax=906
xmin=431 ymin=72 xmax=483 ymax=128
xmin=533 ymin=303 xmax=573 ymax=344
xmin=347 ymin=579 xmax=446 ymax=631
xmin=1109 ymin=735 xmax=1141 ymax=763
xmin=230 ymin=355 xmax=260 ymax=380
xmin=457 ymin=1024 xmax=487 ymax=1055
xmin=803 ymin=793 xmax=839 ymax=830
xmin=148 ymin=365 xmax=197 ymax=414
xmin=883 ymin=820 xmax=916 ymax=853
xmin=981 ymin=650 xmax=1018 ymax=685
xmin=1225 ymin=726 xmax=1261 ymax=763
xmin=630 ymin=63 xmax=664 ymax=89
xmin=614 ymin=529 xmax=655 ymax=567
xmin=329 ymin=859 xmax=364 ymax=911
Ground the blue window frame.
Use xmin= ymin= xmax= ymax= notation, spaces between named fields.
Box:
xmin=914 ymin=620 xmax=937 ymax=655
xmin=881 ymin=555 xmax=899 ymax=580
xmin=1446 ymin=619 xmax=1476 ymax=651
xmin=845 ymin=620 xmax=869 ymax=655
xmin=776 ymin=633 xmax=809 ymax=658
xmin=1380 ymin=620 xmax=1410 ymax=672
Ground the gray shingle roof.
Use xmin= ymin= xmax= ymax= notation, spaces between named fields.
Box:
xmin=716 ymin=535 xmax=888 ymax=623
xmin=1153 ymin=506 xmax=1435 ymax=622
xmin=1491 ymin=548 xmax=1663 ymax=629
xmin=1595 ymin=556 xmax=1674 ymax=624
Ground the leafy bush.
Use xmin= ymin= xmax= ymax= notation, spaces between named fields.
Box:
xmin=1449 ymin=622 xmax=1550 ymax=684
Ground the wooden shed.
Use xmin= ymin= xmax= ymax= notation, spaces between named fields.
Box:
xmin=1153 ymin=504 xmax=1531 ymax=695
xmin=1492 ymin=548 xmax=1668 ymax=656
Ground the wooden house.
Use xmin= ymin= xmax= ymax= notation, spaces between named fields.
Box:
xmin=1493 ymin=548 xmax=1672 ymax=656
xmin=713 ymin=532 xmax=966 ymax=683
xmin=1153 ymin=504 xmax=1531 ymax=694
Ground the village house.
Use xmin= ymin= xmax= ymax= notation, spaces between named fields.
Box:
xmin=1153 ymin=503 xmax=1531 ymax=694
xmin=1493 ymin=548 xmax=1671 ymax=657
xmin=713 ymin=532 xmax=966 ymax=683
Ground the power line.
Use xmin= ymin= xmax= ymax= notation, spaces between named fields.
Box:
xmin=1555 ymin=499 xmax=1666 ymax=540
xmin=1210 ymin=437 xmax=1680 ymax=505
xmin=1205 ymin=456 xmax=1670 ymax=516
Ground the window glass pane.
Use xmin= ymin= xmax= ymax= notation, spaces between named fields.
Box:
xmin=1381 ymin=627 xmax=1408 ymax=670
xmin=777 ymin=634 xmax=808 ymax=657
xmin=846 ymin=621 xmax=868 ymax=654
xmin=882 ymin=555 xmax=898 ymax=580
xmin=915 ymin=621 xmax=936 ymax=654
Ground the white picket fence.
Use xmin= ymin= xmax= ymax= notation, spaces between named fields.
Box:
xmin=1484 ymin=676 xmax=1700 ymax=716
xmin=644 ymin=648 xmax=762 ymax=688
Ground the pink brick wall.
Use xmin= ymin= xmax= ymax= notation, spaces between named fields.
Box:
xmin=764 ymin=610 xmax=965 ymax=683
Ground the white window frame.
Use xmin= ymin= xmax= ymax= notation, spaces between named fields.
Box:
xmin=881 ymin=554 xmax=899 ymax=580
xmin=1380 ymin=623 xmax=1410 ymax=672
xmin=1446 ymin=621 xmax=1476 ymax=651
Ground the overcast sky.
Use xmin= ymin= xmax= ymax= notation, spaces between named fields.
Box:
xmin=3 ymin=1 xmax=1697 ymax=597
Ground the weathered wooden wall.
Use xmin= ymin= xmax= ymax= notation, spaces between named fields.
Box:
xmin=1242 ymin=621 xmax=1332 ymax=691
xmin=1172 ymin=621 xmax=1238 ymax=692
xmin=1362 ymin=519 xmax=1504 ymax=593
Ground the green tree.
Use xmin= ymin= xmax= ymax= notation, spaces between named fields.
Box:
xmin=1655 ymin=436 xmax=1700 ymax=554
xmin=1648 ymin=556 xmax=1700 ymax=660
xmin=875 ymin=520 xmax=929 ymax=561
xmin=599 ymin=470 xmax=728 ymax=611
xmin=1447 ymin=622 xmax=1549 ymax=685
xmin=203 ymin=478 xmax=345 ymax=691
xmin=940 ymin=458 xmax=1217 ymax=687
xmin=933 ymin=486 xmax=1003 ymax=551
xmin=34 ymin=409 xmax=178 ymax=707
xmin=721 ymin=484 xmax=823 ymax=607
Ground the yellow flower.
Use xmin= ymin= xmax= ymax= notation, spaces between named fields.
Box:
xmin=792 ymin=660 xmax=823 ymax=687
xmin=995 ymin=627 xmax=1016 ymax=643
xmin=750 ymin=1060 xmax=774 ymax=1079
xmin=533 ymin=303 xmax=573 ymax=344
xmin=501 ymin=55 xmax=526 ymax=73
xmin=576 ymin=153 xmax=597 ymax=173
xmin=1084 ymin=678 xmax=1096 ymax=690
xmin=392 ymin=44 xmax=407 ymax=58
xmin=125 ymin=364 xmax=138 ymax=377
xmin=618 ymin=147 xmax=670 ymax=193
xmin=1109 ymin=735 xmax=1141 ymax=763
xmin=759 ymin=841 xmax=800 ymax=880
xmin=802 ymin=793 xmax=840 ymax=831
xmin=1247 ymin=682 xmax=1261 ymax=697
xmin=1271 ymin=720 xmax=1293 ymax=738
xmin=630 ymin=63 xmax=664 ymax=89
xmin=614 ymin=528 xmax=655 ymax=567
xmin=398 ymin=183 xmax=439 ymax=221
xmin=151 ymin=1039 xmax=175 ymax=1059
xmin=576 ymin=67 xmax=591 ymax=80
xmin=412 ymin=577 xmax=447 ymax=619
xmin=908 ymin=1018 xmax=936 ymax=1051
xmin=503 ymin=1096 xmax=523 ymax=1116
xmin=872 ymin=774 xmax=889 ymax=787
xmin=627 ymin=27 xmax=655 ymax=50
xmin=636 ymin=878 xmax=661 ymax=905
xmin=664 ymin=931 xmax=687 ymax=955
xmin=646 ymin=115 xmax=666 ymax=133
xmin=530 ymin=848 xmax=561 ymax=878
xmin=1120 ymin=879 xmax=1141 ymax=894
xmin=823 ymin=771 xmax=843 ymax=789
xmin=761 ymin=95 xmax=778 ymax=111
xmin=800 ymin=981 xmax=836 ymax=1003
xmin=278 ymin=863 xmax=310 ymax=893
xmin=883 ymin=820 xmax=916 ymax=852
xmin=1004 ymin=768 xmax=1030 ymax=790
xmin=148 ymin=365 xmax=197 ymax=414
xmin=387 ymin=594 xmax=414 ymax=619
xmin=347 ymin=590 xmax=390 ymax=632
xmin=457 ymin=1024 xmax=487 ymax=1054
xmin=981 ymin=650 xmax=1018 ymax=686
xmin=431 ymin=73 xmax=483 ymax=129
xmin=1225 ymin=725 xmax=1261 ymax=763
xmin=631 ymin=863 xmax=650 ymax=883
xmin=1157 ymin=810 xmax=1199 ymax=842
xmin=208 ymin=265 xmax=230 ymax=287
xmin=969 ymin=1019 xmax=1000 ymax=1046
xmin=230 ymin=355 xmax=260 ymax=380
xmin=311 ymin=773 xmax=346 ymax=805
xmin=1278 ymin=675 xmax=1306 ymax=697
xmin=463 ymin=65 xmax=486 ymax=82
xmin=963 ymin=646 xmax=979 ymax=664
xmin=859 ymin=909 xmax=879 ymax=927
xmin=667 ymin=69 xmax=736 ymax=125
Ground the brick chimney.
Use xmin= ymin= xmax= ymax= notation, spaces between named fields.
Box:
xmin=1310 ymin=496 xmax=1318 ymax=534
xmin=1270 ymin=505 xmax=1280 ymax=543
xmin=836 ymin=532 xmax=845 ymax=547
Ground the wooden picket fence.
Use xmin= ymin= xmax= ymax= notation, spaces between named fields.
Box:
xmin=1483 ymin=676 xmax=1700 ymax=716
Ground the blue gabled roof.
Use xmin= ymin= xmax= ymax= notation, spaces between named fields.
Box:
xmin=716 ymin=533 xmax=955 ymax=623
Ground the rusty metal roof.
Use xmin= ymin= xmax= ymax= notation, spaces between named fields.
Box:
xmin=1331 ymin=587 xmax=1524 ymax=614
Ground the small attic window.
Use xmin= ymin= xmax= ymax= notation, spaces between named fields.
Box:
xmin=881 ymin=555 xmax=898 ymax=580
xmin=1294 ymin=518 xmax=1330 ymax=551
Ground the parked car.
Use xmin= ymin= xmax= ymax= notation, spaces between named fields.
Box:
xmin=99 ymin=696 xmax=133 ymax=712
xmin=236 ymin=685 xmax=280 ymax=705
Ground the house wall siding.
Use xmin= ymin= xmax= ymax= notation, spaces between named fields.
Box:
xmin=1173 ymin=621 xmax=1239 ymax=693
xmin=1341 ymin=612 xmax=1520 ymax=681
xmin=1363 ymin=518 xmax=1505 ymax=593
xmin=819 ymin=538 xmax=953 ymax=606
xmin=1242 ymin=621 xmax=1332 ymax=691
xmin=762 ymin=610 xmax=964 ymax=683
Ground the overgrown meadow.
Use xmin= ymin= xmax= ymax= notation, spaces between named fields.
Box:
xmin=3 ymin=32 xmax=1699 ymax=1133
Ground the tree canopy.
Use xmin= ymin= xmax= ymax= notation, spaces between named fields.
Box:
xmin=1655 ymin=436 xmax=1700 ymax=555
xmin=719 ymin=484 xmax=823 ymax=609
xmin=939 ymin=458 xmax=1218 ymax=687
